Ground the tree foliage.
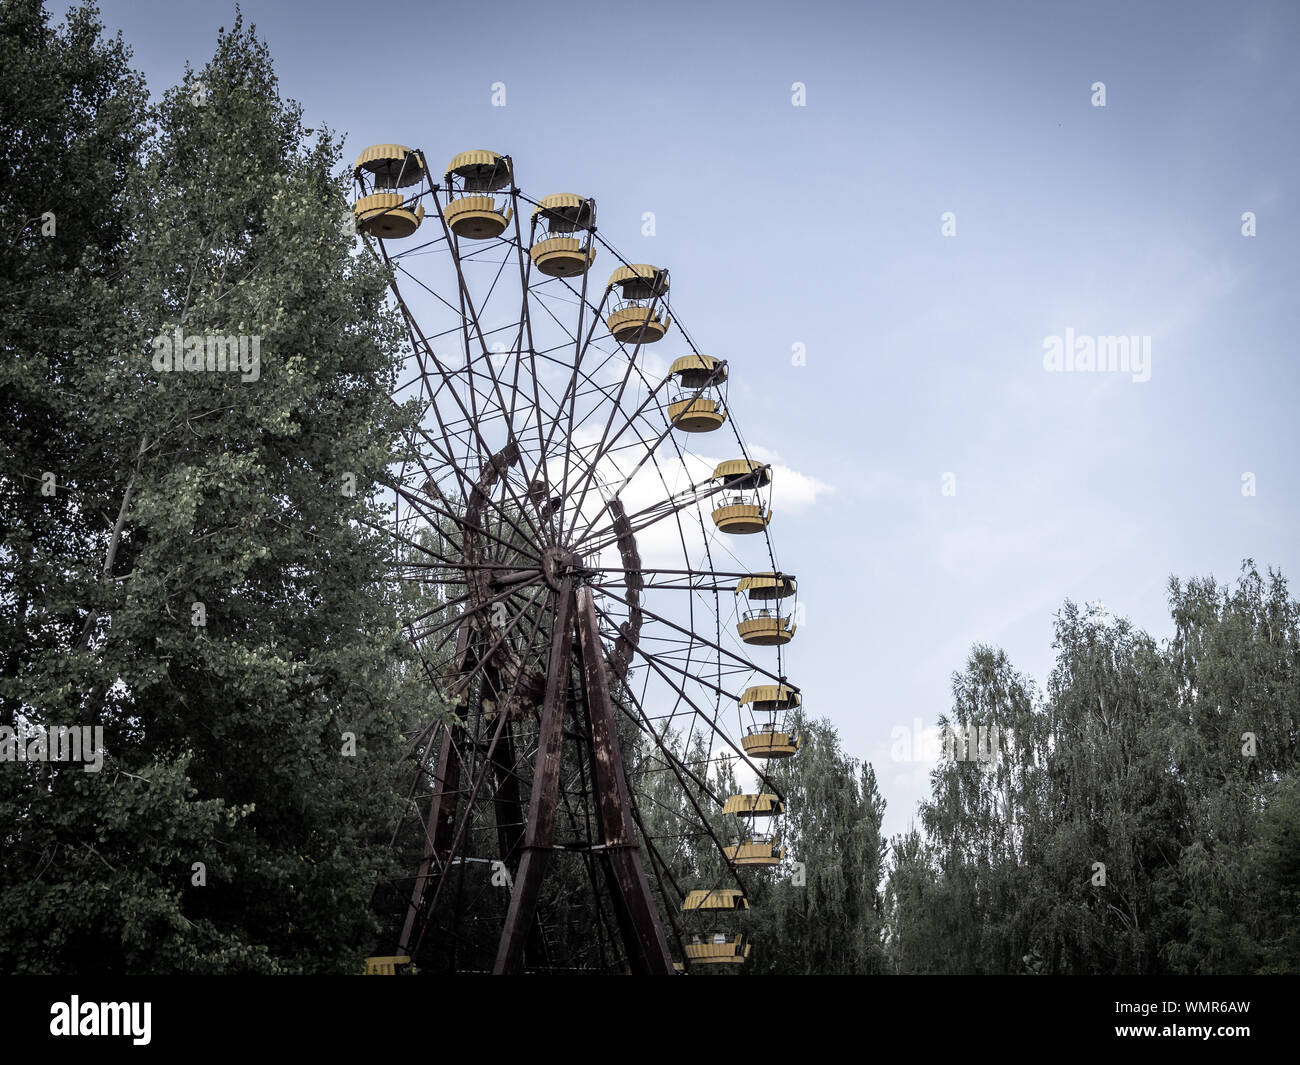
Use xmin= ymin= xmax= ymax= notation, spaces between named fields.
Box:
xmin=638 ymin=714 xmax=887 ymax=974
xmin=1 ymin=4 xmax=439 ymax=974
xmin=886 ymin=562 xmax=1300 ymax=975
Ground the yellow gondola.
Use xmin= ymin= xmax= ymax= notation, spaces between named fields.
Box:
xmin=606 ymin=264 xmax=670 ymax=343
xmin=682 ymin=888 xmax=749 ymax=911
xmin=735 ymin=571 xmax=797 ymax=645
xmin=685 ymin=934 xmax=750 ymax=965
xmin=711 ymin=460 xmax=771 ymax=534
xmin=666 ymin=355 xmax=728 ymax=432
xmin=722 ymin=838 xmax=784 ymax=866
xmin=443 ymin=150 xmax=513 ymax=239
xmin=722 ymin=793 xmax=786 ymax=816
xmin=722 ymin=792 xmax=786 ymax=867
xmin=353 ymin=144 xmax=426 ymax=188
xmin=352 ymin=144 xmax=426 ymax=238
xmin=530 ymin=194 xmax=597 ymax=277
xmin=740 ymin=684 xmax=801 ymax=759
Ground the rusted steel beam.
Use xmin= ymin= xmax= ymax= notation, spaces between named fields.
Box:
xmin=490 ymin=726 xmax=524 ymax=871
xmin=493 ymin=580 xmax=575 ymax=974
xmin=485 ymin=666 xmax=550 ymax=966
xmin=398 ymin=623 xmax=474 ymax=955
xmin=573 ymin=586 xmax=675 ymax=975
xmin=399 ymin=720 xmax=461 ymax=954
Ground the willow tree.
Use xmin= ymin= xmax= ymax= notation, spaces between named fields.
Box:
xmin=1163 ymin=563 xmax=1300 ymax=973
xmin=893 ymin=562 xmax=1300 ymax=975
xmin=883 ymin=827 xmax=945 ymax=973
xmin=907 ymin=610 xmax=1184 ymax=974
xmin=735 ymin=713 xmax=887 ymax=974
xmin=914 ymin=646 xmax=1044 ymax=974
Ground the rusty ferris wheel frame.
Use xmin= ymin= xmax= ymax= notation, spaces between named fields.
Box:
xmin=352 ymin=145 xmax=803 ymax=974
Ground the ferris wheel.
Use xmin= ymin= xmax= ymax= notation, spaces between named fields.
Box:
xmin=352 ymin=144 xmax=803 ymax=974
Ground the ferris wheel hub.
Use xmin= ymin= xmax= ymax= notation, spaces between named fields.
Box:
xmin=541 ymin=545 xmax=584 ymax=591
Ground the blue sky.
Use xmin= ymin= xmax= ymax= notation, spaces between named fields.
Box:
xmin=91 ymin=0 xmax=1300 ymax=840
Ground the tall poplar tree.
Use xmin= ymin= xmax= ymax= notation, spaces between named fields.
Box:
xmin=2 ymin=7 xmax=440 ymax=974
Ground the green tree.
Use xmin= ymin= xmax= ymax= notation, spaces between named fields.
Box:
xmin=912 ymin=646 xmax=1044 ymax=974
xmin=883 ymin=827 xmax=945 ymax=973
xmin=1163 ymin=563 xmax=1300 ymax=973
xmin=637 ymin=714 xmax=887 ymax=974
xmin=0 ymin=0 xmax=148 ymax=715
xmin=890 ymin=562 xmax=1300 ymax=975
xmin=1252 ymin=774 xmax=1300 ymax=973
xmin=1 ymin=9 xmax=439 ymax=974
xmin=742 ymin=712 xmax=887 ymax=973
